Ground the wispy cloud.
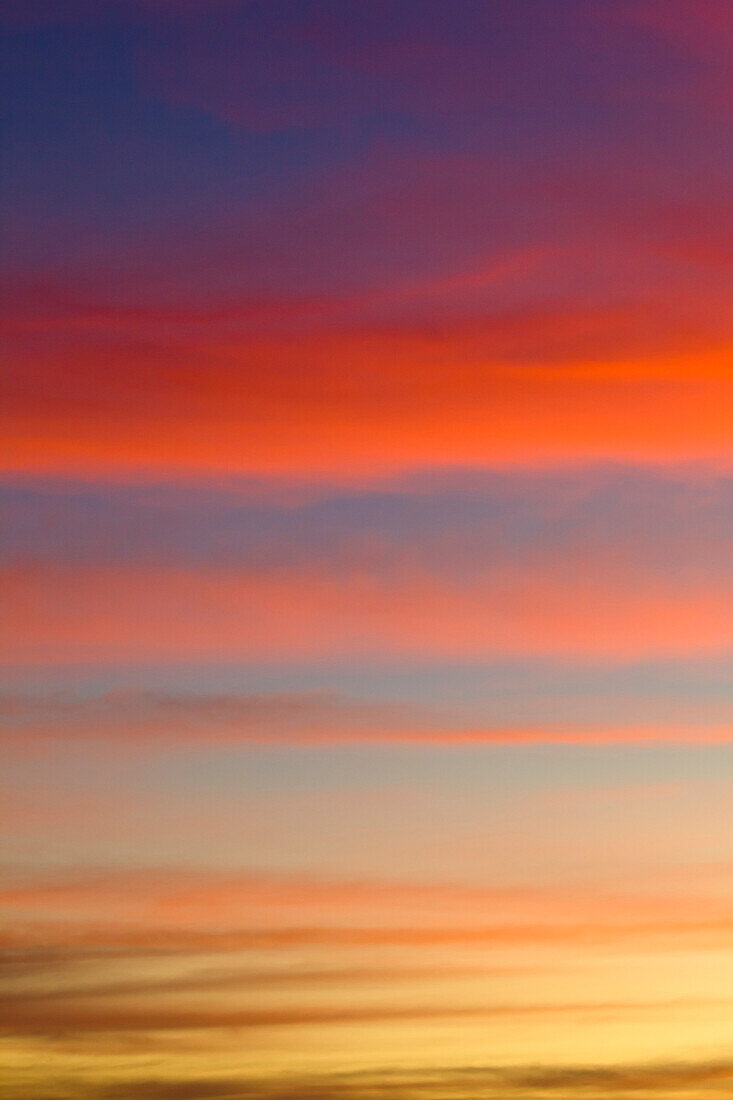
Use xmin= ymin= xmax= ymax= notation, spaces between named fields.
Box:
xmin=2 ymin=688 xmax=728 ymax=747
xmin=5 ymin=993 xmax=728 ymax=1036
xmin=4 ymin=1056 xmax=733 ymax=1098
xmin=4 ymin=560 xmax=731 ymax=665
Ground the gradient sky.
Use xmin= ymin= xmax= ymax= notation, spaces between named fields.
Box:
xmin=1 ymin=2 xmax=732 ymax=1098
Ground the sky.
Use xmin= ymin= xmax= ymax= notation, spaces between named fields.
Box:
xmin=0 ymin=1 xmax=732 ymax=1097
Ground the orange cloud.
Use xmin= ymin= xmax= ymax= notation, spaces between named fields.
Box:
xmin=4 ymin=867 xmax=733 ymax=951
xmin=0 ymin=866 xmax=672 ymax=920
xmin=3 ymin=562 xmax=731 ymax=664
xmin=2 ymin=304 xmax=731 ymax=477
xmin=2 ymin=992 xmax=725 ymax=1036
xmin=5 ymin=1056 xmax=733 ymax=1100
xmin=6 ymin=918 xmax=733 ymax=956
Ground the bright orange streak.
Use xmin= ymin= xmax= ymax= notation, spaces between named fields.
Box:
xmin=2 ymin=326 xmax=732 ymax=476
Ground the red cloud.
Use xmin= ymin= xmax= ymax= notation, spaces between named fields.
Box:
xmin=3 ymin=318 xmax=731 ymax=477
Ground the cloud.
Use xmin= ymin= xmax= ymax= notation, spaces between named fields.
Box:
xmin=5 ymin=1058 xmax=733 ymax=1099
xmin=4 ymin=308 xmax=731 ymax=477
xmin=1 ymin=688 xmax=728 ymax=747
xmin=4 ymin=865 xmax=733 ymax=959
xmin=7 ymin=916 xmax=733 ymax=956
xmin=3 ymin=465 xmax=730 ymax=588
xmin=0 ymin=864 xmax=681 ymax=919
xmin=91 ymin=1058 xmax=733 ymax=1098
xmin=2 ymin=990 xmax=727 ymax=1036
xmin=130 ymin=0 xmax=733 ymax=135
xmin=0 ymin=689 xmax=419 ymax=745
xmin=0 ymin=959 xmax=516 ymax=1000
xmin=3 ymin=559 xmax=731 ymax=665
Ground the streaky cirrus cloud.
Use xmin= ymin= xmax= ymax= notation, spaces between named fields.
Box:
xmin=3 ymin=335 xmax=730 ymax=478
xmin=5 ymin=1058 xmax=733 ymax=1100
xmin=3 ymin=992 xmax=727 ymax=1036
xmin=132 ymin=0 xmax=733 ymax=133
xmin=57 ymin=1058 xmax=733 ymax=1099
xmin=4 ymin=863 xmax=724 ymax=920
xmin=1 ymin=689 xmax=729 ymax=747
xmin=6 ymin=916 xmax=733 ymax=956
xmin=3 ymin=561 xmax=731 ymax=664
xmin=3 ymin=466 xmax=731 ymax=582
xmin=4 ymin=864 xmax=733 ymax=956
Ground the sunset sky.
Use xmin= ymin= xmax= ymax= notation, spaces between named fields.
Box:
xmin=1 ymin=2 xmax=732 ymax=1097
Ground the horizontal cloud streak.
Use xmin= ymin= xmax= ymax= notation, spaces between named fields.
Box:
xmin=4 ymin=322 xmax=731 ymax=476
xmin=3 ymin=993 xmax=725 ymax=1036
xmin=4 ymin=866 xmax=733 ymax=954
xmin=7 ymin=918 xmax=733 ymax=955
xmin=3 ymin=466 xmax=731 ymax=583
xmin=5 ymin=1057 xmax=733 ymax=1100
xmin=86 ymin=1058 xmax=733 ymax=1098
xmin=1 ymin=689 xmax=728 ymax=747
xmin=3 ymin=561 xmax=730 ymax=664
